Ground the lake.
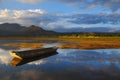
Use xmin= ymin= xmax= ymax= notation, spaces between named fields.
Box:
xmin=0 ymin=39 xmax=120 ymax=80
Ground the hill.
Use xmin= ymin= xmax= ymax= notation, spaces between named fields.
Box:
xmin=0 ymin=23 xmax=120 ymax=37
xmin=0 ymin=23 xmax=57 ymax=36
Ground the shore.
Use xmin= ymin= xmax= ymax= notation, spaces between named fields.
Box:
xmin=59 ymin=37 xmax=120 ymax=49
xmin=2 ymin=36 xmax=120 ymax=49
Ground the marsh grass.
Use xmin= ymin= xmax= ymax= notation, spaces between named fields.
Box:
xmin=59 ymin=37 xmax=120 ymax=49
xmin=2 ymin=36 xmax=120 ymax=49
xmin=4 ymin=43 xmax=44 ymax=49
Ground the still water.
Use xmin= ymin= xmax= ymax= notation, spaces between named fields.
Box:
xmin=0 ymin=40 xmax=120 ymax=80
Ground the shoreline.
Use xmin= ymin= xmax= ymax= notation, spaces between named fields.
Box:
xmin=2 ymin=37 xmax=120 ymax=49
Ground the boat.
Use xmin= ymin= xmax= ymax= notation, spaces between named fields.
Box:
xmin=10 ymin=47 xmax=58 ymax=66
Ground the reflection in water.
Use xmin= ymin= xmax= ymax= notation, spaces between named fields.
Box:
xmin=0 ymin=46 xmax=120 ymax=80
xmin=0 ymin=48 xmax=29 ymax=65
xmin=10 ymin=52 xmax=58 ymax=66
xmin=0 ymin=48 xmax=12 ymax=64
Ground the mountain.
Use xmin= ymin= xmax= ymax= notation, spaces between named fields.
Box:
xmin=108 ymin=28 xmax=120 ymax=33
xmin=0 ymin=23 xmax=25 ymax=31
xmin=0 ymin=23 xmax=119 ymax=36
xmin=23 ymin=25 xmax=56 ymax=36
xmin=0 ymin=23 xmax=57 ymax=36
xmin=55 ymin=27 xmax=120 ymax=33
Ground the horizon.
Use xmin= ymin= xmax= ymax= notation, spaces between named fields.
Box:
xmin=0 ymin=22 xmax=119 ymax=33
xmin=0 ymin=0 xmax=120 ymax=32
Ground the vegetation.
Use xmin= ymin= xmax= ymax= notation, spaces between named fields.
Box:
xmin=59 ymin=35 xmax=120 ymax=49
xmin=59 ymin=32 xmax=120 ymax=37
xmin=4 ymin=43 xmax=44 ymax=49
xmin=60 ymin=33 xmax=120 ymax=49
xmin=2 ymin=32 xmax=120 ymax=49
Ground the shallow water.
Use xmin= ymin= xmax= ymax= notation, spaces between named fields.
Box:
xmin=0 ymin=40 xmax=120 ymax=80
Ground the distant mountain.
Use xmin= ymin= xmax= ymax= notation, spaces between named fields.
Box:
xmin=25 ymin=25 xmax=45 ymax=32
xmin=0 ymin=23 xmax=25 ymax=31
xmin=0 ymin=23 xmax=57 ymax=36
xmin=23 ymin=25 xmax=56 ymax=36
xmin=55 ymin=27 xmax=120 ymax=33
xmin=108 ymin=29 xmax=120 ymax=33
xmin=0 ymin=23 xmax=120 ymax=36
xmin=116 ymin=30 xmax=120 ymax=33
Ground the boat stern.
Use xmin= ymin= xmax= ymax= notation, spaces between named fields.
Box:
xmin=10 ymin=51 xmax=23 ymax=60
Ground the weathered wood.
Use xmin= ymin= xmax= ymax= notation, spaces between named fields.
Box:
xmin=10 ymin=47 xmax=58 ymax=66
xmin=10 ymin=47 xmax=58 ymax=59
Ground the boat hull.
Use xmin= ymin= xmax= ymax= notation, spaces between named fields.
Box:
xmin=10 ymin=47 xmax=58 ymax=66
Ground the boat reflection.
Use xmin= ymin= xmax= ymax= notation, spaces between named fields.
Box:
xmin=0 ymin=47 xmax=120 ymax=80
xmin=10 ymin=47 xmax=58 ymax=66
xmin=10 ymin=52 xmax=58 ymax=66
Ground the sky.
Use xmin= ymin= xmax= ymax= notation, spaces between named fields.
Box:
xmin=0 ymin=0 xmax=120 ymax=32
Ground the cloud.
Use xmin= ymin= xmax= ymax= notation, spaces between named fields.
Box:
xmin=0 ymin=9 xmax=120 ymax=32
xmin=95 ymin=0 xmax=120 ymax=11
xmin=0 ymin=0 xmax=5 ymax=3
xmin=69 ymin=12 xmax=120 ymax=24
xmin=18 ymin=0 xmax=47 ymax=4
xmin=0 ymin=48 xmax=12 ymax=64
xmin=61 ymin=0 xmax=120 ymax=11
xmin=0 ymin=0 xmax=3 ymax=2
xmin=17 ymin=0 xmax=120 ymax=11
xmin=0 ymin=9 xmax=58 ymax=27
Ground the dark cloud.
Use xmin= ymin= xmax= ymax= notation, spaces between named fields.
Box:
xmin=0 ymin=0 xmax=7 ymax=3
xmin=0 ymin=9 xmax=60 ymax=27
xmin=45 ymin=12 xmax=120 ymax=32
xmin=0 ymin=0 xmax=2 ymax=3
xmin=69 ymin=13 xmax=120 ymax=24
xmin=95 ymin=0 xmax=120 ymax=11
xmin=18 ymin=0 xmax=48 ymax=4
xmin=18 ymin=0 xmax=120 ymax=11
xmin=51 ymin=26 xmax=114 ymax=32
xmin=59 ymin=0 xmax=120 ymax=11
xmin=0 ymin=9 xmax=120 ymax=32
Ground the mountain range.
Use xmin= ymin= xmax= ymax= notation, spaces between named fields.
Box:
xmin=54 ymin=27 xmax=120 ymax=33
xmin=0 ymin=23 xmax=57 ymax=36
xmin=0 ymin=23 xmax=119 ymax=36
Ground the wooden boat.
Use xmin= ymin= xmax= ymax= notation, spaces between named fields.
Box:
xmin=10 ymin=47 xmax=58 ymax=66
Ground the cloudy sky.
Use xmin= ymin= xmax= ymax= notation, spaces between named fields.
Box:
xmin=0 ymin=0 xmax=120 ymax=32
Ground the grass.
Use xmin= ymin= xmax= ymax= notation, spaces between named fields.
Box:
xmin=2 ymin=36 xmax=120 ymax=49
xmin=3 ymin=43 xmax=44 ymax=49
xmin=0 ymin=36 xmax=58 ymax=40
xmin=59 ymin=36 xmax=120 ymax=49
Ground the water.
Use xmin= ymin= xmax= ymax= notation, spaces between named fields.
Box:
xmin=0 ymin=40 xmax=120 ymax=80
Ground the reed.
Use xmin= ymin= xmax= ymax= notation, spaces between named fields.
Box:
xmin=3 ymin=36 xmax=120 ymax=49
xmin=59 ymin=37 xmax=120 ymax=49
xmin=4 ymin=43 xmax=44 ymax=49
